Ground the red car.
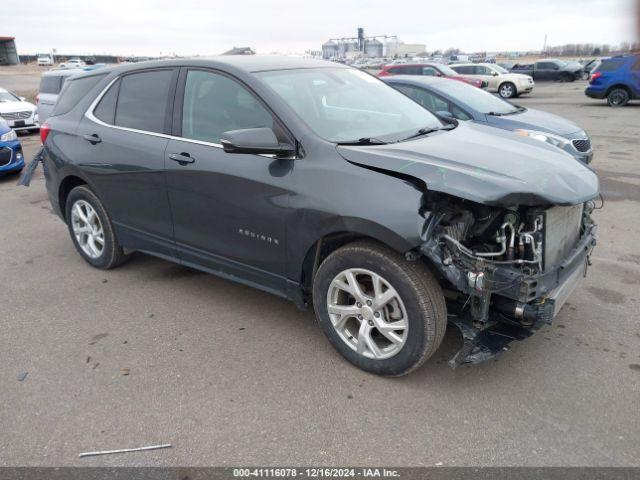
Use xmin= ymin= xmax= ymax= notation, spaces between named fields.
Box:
xmin=378 ymin=63 xmax=487 ymax=89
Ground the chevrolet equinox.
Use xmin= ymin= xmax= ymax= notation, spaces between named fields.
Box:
xmin=37 ymin=57 xmax=599 ymax=375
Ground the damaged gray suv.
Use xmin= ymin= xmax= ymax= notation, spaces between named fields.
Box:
xmin=38 ymin=57 xmax=599 ymax=376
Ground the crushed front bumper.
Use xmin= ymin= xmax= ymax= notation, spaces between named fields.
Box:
xmin=421 ymin=224 xmax=597 ymax=368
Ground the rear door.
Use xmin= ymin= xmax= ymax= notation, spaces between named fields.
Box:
xmin=165 ymin=68 xmax=293 ymax=295
xmin=76 ymin=68 xmax=178 ymax=257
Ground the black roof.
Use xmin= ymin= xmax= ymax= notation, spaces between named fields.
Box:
xmin=90 ymin=56 xmax=342 ymax=78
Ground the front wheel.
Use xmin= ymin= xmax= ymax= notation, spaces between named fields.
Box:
xmin=313 ymin=241 xmax=447 ymax=376
xmin=607 ymin=88 xmax=630 ymax=107
xmin=65 ymin=185 xmax=130 ymax=269
xmin=498 ymin=82 xmax=517 ymax=98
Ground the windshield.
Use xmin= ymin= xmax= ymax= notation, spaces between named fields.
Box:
xmin=0 ymin=91 xmax=19 ymax=103
xmin=436 ymin=80 xmax=519 ymax=115
xmin=258 ymin=68 xmax=443 ymax=143
xmin=492 ymin=65 xmax=509 ymax=74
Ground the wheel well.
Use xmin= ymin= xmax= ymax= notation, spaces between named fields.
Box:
xmin=606 ymin=84 xmax=631 ymax=97
xmin=499 ymin=81 xmax=516 ymax=91
xmin=58 ymin=175 xmax=87 ymax=220
xmin=299 ymin=232 xmax=420 ymax=301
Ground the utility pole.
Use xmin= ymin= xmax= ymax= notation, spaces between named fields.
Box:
xmin=542 ymin=34 xmax=547 ymax=55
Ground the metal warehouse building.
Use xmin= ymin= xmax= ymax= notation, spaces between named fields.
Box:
xmin=0 ymin=37 xmax=19 ymax=65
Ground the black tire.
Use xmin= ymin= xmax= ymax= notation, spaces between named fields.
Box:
xmin=65 ymin=185 xmax=130 ymax=269
xmin=498 ymin=82 xmax=517 ymax=98
xmin=313 ymin=240 xmax=447 ymax=376
xmin=559 ymin=73 xmax=573 ymax=83
xmin=607 ymin=88 xmax=630 ymax=107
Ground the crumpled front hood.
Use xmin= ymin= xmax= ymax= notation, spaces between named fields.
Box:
xmin=486 ymin=107 xmax=583 ymax=136
xmin=337 ymin=122 xmax=599 ymax=207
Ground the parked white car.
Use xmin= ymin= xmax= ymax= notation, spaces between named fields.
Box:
xmin=59 ymin=58 xmax=85 ymax=69
xmin=37 ymin=54 xmax=54 ymax=67
xmin=0 ymin=88 xmax=39 ymax=132
xmin=450 ymin=63 xmax=534 ymax=98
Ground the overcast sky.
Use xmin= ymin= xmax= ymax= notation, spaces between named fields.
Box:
xmin=6 ymin=0 xmax=637 ymax=56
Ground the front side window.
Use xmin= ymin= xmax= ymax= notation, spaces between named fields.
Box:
xmin=181 ymin=70 xmax=273 ymax=144
xmin=396 ymin=85 xmax=449 ymax=112
xmin=435 ymin=79 xmax=518 ymax=115
xmin=422 ymin=67 xmax=439 ymax=76
xmin=259 ymin=68 xmax=442 ymax=143
xmin=114 ymin=70 xmax=174 ymax=133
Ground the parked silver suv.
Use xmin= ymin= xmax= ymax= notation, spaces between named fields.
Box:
xmin=36 ymin=69 xmax=85 ymax=122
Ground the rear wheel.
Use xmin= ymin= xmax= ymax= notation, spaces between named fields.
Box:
xmin=65 ymin=185 xmax=130 ymax=269
xmin=313 ymin=241 xmax=447 ymax=376
xmin=498 ymin=82 xmax=517 ymax=98
xmin=607 ymin=88 xmax=630 ymax=107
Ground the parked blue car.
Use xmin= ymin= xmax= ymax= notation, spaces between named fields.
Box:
xmin=585 ymin=54 xmax=640 ymax=107
xmin=383 ymin=75 xmax=593 ymax=164
xmin=0 ymin=119 xmax=24 ymax=175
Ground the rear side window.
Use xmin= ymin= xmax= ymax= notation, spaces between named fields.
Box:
xmin=52 ymin=74 xmax=107 ymax=116
xmin=39 ymin=76 xmax=62 ymax=94
xmin=115 ymin=70 xmax=174 ymax=133
xmin=597 ymin=59 xmax=626 ymax=72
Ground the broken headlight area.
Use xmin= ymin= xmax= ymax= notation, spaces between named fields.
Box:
xmin=419 ymin=193 xmax=597 ymax=368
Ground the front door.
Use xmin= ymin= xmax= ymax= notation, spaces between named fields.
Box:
xmin=165 ymin=68 xmax=293 ymax=295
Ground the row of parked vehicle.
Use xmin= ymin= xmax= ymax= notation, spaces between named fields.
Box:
xmin=375 ymin=54 xmax=640 ymax=106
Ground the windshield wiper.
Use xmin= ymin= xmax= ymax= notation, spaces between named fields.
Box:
xmin=488 ymin=106 xmax=526 ymax=117
xmin=399 ymin=124 xmax=456 ymax=142
xmin=335 ymin=137 xmax=388 ymax=145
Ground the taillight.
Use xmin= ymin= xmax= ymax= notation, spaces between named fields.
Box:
xmin=590 ymin=71 xmax=602 ymax=83
xmin=40 ymin=123 xmax=51 ymax=144
xmin=35 ymin=94 xmax=40 ymax=104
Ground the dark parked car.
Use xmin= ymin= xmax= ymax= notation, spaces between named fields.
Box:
xmin=383 ymin=75 xmax=593 ymax=163
xmin=511 ymin=59 xmax=584 ymax=82
xmin=378 ymin=63 xmax=486 ymax=89
xmin=585 ymin=54 xmax=640 ymax=107
xmin=37 ymin=57 xmax=599 ymax=375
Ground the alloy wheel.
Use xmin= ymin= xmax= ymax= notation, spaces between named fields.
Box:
xmin=326 ymin=268 xmax=409 ymax=360
xmin=609 ymin=90 xmax=628 ymax=106
xmin=499 ymin=84 xmax=514 ymax=98
xmin=71 ymin=200 xmax=105 ymax=259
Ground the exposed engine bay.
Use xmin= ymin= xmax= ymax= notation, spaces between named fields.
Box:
xmin=418 ymin=192 xmax=598 ymax=368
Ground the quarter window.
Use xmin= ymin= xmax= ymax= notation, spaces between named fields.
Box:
xmin=94 ymin=79 xmax=120 ymax=124
xmin=181 ymin=70 xmax=273 ymax=144
xmin=114 ymin=70 xmax=174 ymax=134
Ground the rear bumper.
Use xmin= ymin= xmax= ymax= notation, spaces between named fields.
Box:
xmin=585 ymin=87 xmax=606 ymax=99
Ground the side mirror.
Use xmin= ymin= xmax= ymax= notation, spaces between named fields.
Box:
xmin=436 ymin=110 xmax=454 ymax=119
xmin=492 ymin=72 xmax=499 ymax=76
xmin=221 ymin=128 xmax=295 ymax=157
xmin=19 ymin=96 xmax=26 ymax=101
